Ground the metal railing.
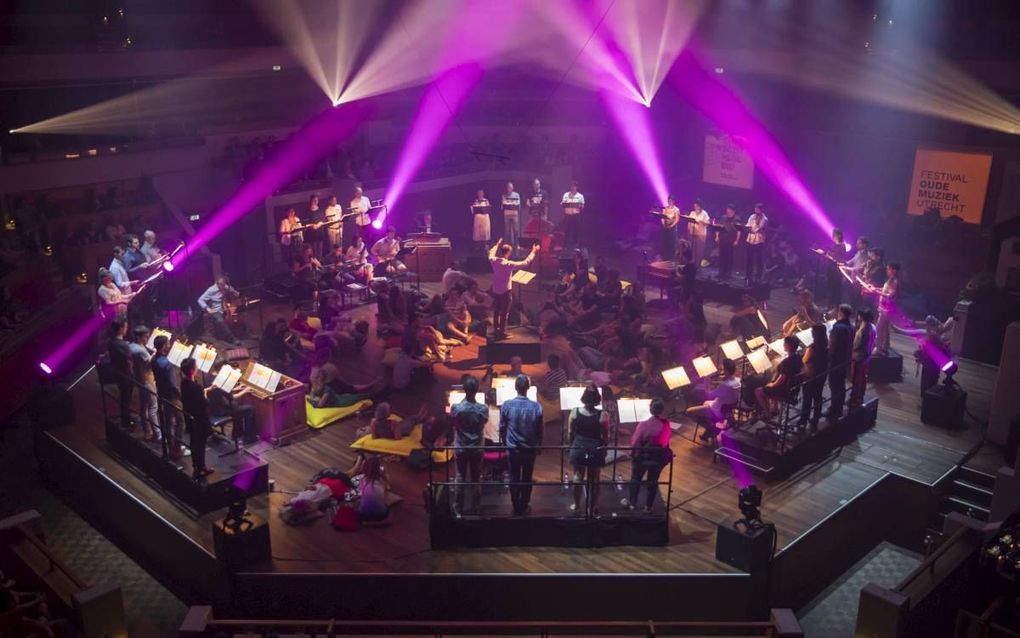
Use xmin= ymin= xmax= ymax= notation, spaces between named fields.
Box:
xmin=427 ymin=444 xmax=673 ymax=521
xmin=181 ymin=608 xmax=804 ymax=637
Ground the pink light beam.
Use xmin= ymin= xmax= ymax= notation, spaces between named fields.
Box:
xmin=601 ymin=91 xmax=671 ymax=205
xmin=670 ymin=52 xmax=834 ymax=238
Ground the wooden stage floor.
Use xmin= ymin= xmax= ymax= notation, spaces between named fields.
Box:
xmin=54 ymin=277 xmax=1000 ymax=576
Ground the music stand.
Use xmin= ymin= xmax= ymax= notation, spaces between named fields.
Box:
xmin=745 ymin=335 xmax=767 ymax=350
xmin=796 ymin=327 xmax=814 ymax=347
xmin=768 ymin=338 xmax=786 ymax=356
xmin=509 ymin=270 xmax=537 ymax=327
xmin=746 ymin=348 xmax=773 ymax=375
xmin=558 ymin=385 xmax=601 ymax=411
xmin=720 ymin=340 xmax=745 ymax=361
xmin=693 ymin=356 xmax=718 ymax=379
xmin=661 ymin=365 xmax=691 ymax=391
xmin=756 ymin=309 xmax=770 ymax=335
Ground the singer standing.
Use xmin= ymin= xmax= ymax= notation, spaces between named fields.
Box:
xmin=560 ymin=181 xmax=585 ymax=249
xmin=501 ymin=182 xmax=521 ymax=249
xmin=350 ymin=185 xmax=372 ymax=241
xmin=471 ymin=189 xmax=491 ymax=252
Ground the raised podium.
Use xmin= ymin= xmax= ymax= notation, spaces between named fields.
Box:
xmin=404 ymin=235 xmax=451 ymax=282
xmin=238 ymin=361 xmax=307 ymax=443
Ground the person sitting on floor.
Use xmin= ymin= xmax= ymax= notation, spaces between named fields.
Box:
xmin=358 ymin=456 xmax=392 ymax=523
xmin=369 ymin=402 xmax=401 ymax=440
xmin=308 ymin=366 xmax=371 ymax=408
xmin=392 ymin=343 xmax=432 ymax=390
xmin=442 ymin=285 xmax=472 ymax=343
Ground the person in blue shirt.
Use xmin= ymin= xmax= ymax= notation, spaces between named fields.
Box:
xmin=450 ymin=375 xmax=488 ymax=516
xmin=499 ymin=374 xmax=543 ymax=516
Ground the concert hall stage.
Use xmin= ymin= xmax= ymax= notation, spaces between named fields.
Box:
xmin=33 ymin=302 xmax=997 ymax=620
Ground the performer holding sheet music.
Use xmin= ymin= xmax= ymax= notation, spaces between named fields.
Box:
xmin=526 ymin=178 xmax=548 ymax=221
xmin=659 ymin=195 xmax=681 ymax=260
xmin=501 ymin=181 xmax=521 ymax=249
xmin=350 ymin=185 xmax=372 ymax=240
xmin=688 ymin=199 xmax=712 ymax=266
xmin=716 ymin=204 xmax=742 ymax=280
xmin=560 ymin=180 xmax=585 ymax=248
xmin=471 ymin=189 xmax=491 ymax=250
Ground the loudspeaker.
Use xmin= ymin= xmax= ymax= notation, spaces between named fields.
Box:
xmin=921 ymin=383 xmax=967 ymax=428
xmin=869 ymin=350 xmax=903 ymax=382
xmin=715 ymin=523 xmax=774 ymax=573
xmin=212 ymin=512 xmax=271 ymax=570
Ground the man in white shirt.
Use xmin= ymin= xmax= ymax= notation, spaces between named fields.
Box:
xmin=324 ymin=194 xmax=343 ymax=250
xmin=109 ymin=246 xmax=134 ymax=293
xmin=744 ymin=202 xmax=768 ymax=282
xmin=140 ymin=230 xmax=158 ymax=262
xmin=685 ymin=358 xmax=742 ymax=440
xmin=488 ymin=238 xmax=539 ymax=340
xmin=371 ymin=227 xmax=406 ymax=274
xmin=501 ymin=182 xmax=521 ymax=249
xmin=560 ymin=180 xmax=585 ymax=248
xmin=350 ymin=185 xmax=372 ymax=239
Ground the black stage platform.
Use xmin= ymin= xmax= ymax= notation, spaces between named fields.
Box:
xmin=429 ymin=485 xmax=669 ymax=549
xmin=481 ymin=327 xmax=543 ymax=364
xmin=714 ymin=398 xmax=880 ymax=478
xmin=104 ymin=420 xmax=269 ymax=514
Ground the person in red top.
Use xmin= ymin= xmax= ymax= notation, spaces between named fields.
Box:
xmin=287 ymin=306 xmax=318 ymax=342
xmin=622 ymin=398 xmax=672 ymax=513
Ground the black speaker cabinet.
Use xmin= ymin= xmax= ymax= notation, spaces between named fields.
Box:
xmin=868 ymin=350 xmax=903 ymax=382
xmin=212 ymin=512 xmax=270 ymax=570
xmin=921 ymin=383 xmax=967 ymax=428
xmin=715 ymin=523 xmax=774 ymax=573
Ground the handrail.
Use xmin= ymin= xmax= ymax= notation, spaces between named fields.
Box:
xmin=895 ymin=526 xmax=973 ymax=594
xmin=183 ymin=611 xmax=803 ymax=637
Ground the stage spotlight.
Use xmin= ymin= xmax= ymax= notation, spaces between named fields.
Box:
xmin=162 ymin=261 xmax=175 ymax=273
xmin=39 ymin=362 xmax=53 ymax=375
xmin=371 ymin=219 xmax=383 ymax=231
xmin=738 ymin=484 xmax=763 ymax=527
xmin=941 ymin=360 xmax=958 ymax=385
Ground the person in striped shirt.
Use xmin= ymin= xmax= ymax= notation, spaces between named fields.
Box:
xmin=539 ymin=354 xmax=568 ymax=401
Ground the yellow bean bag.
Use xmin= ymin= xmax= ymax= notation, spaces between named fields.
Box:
xmin=306 ymin=397 xmax=373 ymax=430
xmin=351 ymin=423 xmax=452 ymax=464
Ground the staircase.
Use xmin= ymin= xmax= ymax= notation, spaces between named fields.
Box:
xmin=926 ymin=466 xmax=994 ymax=541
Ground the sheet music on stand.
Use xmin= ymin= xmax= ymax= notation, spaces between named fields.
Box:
xmin=447 ymin=390 xmax=466 ymax=407
xmin=661 ymin=365 xmax=691 ymax=390
xmin=211 ymin=364 xmax=242 ymax=393
xmin=496 ymin=385 xmax=537 ymax=406
xmin=746 ymin=348 xmax=774 ymax=375
xmin=510 ymin=270 xmax=537 ymax=285
xmin=247 ymin=362 xmax=283 ymax=393
xmin=768 ymin=338 xmax=786 ymax=355
xmin=616 ymin=398 xmax=652 ymax=423
xmin=745 ymin=335 xmax=767 ymax=350
xmin=796 ymin=328 xmax=814 ymax=347
xmin=167 ymin=341 xmax=193 ymax=367
xmin=720 ymin=340 xmax=744 ymax=361
xmin=146 ymin=328 xmax=172 ymax=351
xmin=825 ymin=318 xmax=835 ymax=332
xmin=693 ymin=356 xmax=718 ymax=379
xmin=491 ymin=377 xmax=517 ymax=393
xmin=558 ymin=385 xmax=601 ymax=411
xmin=191 ymin=343 xmax=217 ymax=374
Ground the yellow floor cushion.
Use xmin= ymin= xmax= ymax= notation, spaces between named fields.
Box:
xmin=306 ymin=398 xmax=373 ymax=430
xmin=351 ymin=423 xmax=451 ymax=464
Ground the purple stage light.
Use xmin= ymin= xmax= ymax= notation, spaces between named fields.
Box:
xmin=601 ymin=91 xmax=671 ymax=205
xmin=379 ymin=64 xmax=483 ymax=225
xmin=940 ymin=360 xmax=956 ymax=373
xmin=39 ymin=362 xmax=53 ymax=375
xmin=40 ymin=314 xmax=111 ymax=377
xmin=670 ymin=52 xmax=834 ymax=238
xmin=162 ymin=261 xmax=174 ymax=273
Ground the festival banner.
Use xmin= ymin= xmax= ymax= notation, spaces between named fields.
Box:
xmin=907 ymin=148 xmax=992 ymax=224
xmin=703 ymin=132 xmax=754 ymax=189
